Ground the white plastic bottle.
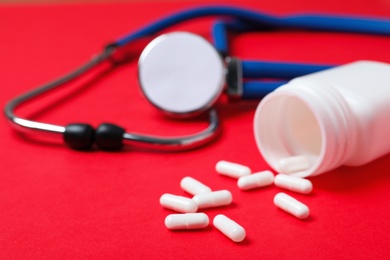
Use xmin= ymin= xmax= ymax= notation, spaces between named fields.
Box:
xmin=253 ymin=60 xmax=390 ymax=177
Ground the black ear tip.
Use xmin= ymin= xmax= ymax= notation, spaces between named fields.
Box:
xmin=64 ymin=123 xmax=95 ymax=150
xmin=95 ymin=123 xmax=125 ymax=151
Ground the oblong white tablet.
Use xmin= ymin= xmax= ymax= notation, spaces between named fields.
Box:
xmin=237 ymin=170 xmax=274 ymax=190
xmin=192 ymin=190 xmax=232 ymax=209
xmin=165 ymin=213 xmax=209 ymax=230
xmin=213 ymin=214 xmax=246 ymax=242
xmin=273 ymin=192 xmax=310 ymax=219
xmin=278 ymin=156 xmax=310 ymax=173
xmin=274 ymin=174 xmax=313 ymax=194
xmin=180 ymin=176 xmax=212 ymax=195
xmin=160 ymin=193 xmax=198 ymax=213
xmin=215 ymin=160 xmax=251 ymax=179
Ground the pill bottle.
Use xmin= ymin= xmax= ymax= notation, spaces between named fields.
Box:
xmin=253 ymin=61 xmax=390 ymax=177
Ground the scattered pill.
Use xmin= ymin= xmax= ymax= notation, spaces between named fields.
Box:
xmin=237 ymin=170 xmax=274 ymax=190
xmin=216 ymin=160 xmax=251 ymax=179
xmin=192 ymin=190 xmax=232 ymax=209
xmin=278 ymin=156 xmax=310 ymax=173
xmin=274 ymin=174 xmax=313 ymax=194
xmin=273 ymin=192 xmax=310 ymax=219
xmin=180 ymin=176 xmax=212 ymax=195
xmin=213 ymin=214 xmax=246 ymax=242
xmin=160 ymin=193 xmax=198 ymax=213
xmin=165 ymin=213 xmax=209 ymax=230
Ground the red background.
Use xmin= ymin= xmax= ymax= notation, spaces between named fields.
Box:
xmin=1 ymin=0 xmax=390 ymax=259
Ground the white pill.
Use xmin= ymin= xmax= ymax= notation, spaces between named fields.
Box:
xmin=160 ymin=193 xmax=198 ymax=213
xmin=278 ymin=156 xmax=310 ymax=173
xmin=180 ymin=176 xmax=212 ymax=195
xmin=192 ymin=190 xmax=232 ymax=209
xmin=273 ymin=192 xmax=310 ymax=219
xmin=216 ymin=160 xmax=251 ymax=179
xmin=274 ymin=174 xmax=313 ymax=194
xmin=165 ymin=213 xmax=209 ymax=230
xmin=213 ymin=214 xmax=246 ymax=242
xmin=237 ymin=170 xmax=274 ymax=190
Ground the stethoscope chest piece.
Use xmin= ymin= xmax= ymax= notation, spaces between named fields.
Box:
xmin=138 ymin=32 xmax=225 ymax=117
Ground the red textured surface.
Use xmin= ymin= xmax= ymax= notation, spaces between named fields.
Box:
xmin=1 ymin=1 xmax=390 ymax=259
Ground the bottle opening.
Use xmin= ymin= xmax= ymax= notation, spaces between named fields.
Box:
xmin=254 ymin=93 xmax=324 ymax=177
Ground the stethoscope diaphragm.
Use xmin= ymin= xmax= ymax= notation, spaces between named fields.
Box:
xmin=138 ymin=32 xmax=225 ymax=117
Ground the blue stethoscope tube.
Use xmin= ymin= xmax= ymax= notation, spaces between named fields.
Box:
xmin=116 ymin=6 xmax=390 ymax=46
xmin=117 ymin=6 xmax=390 ymax=100
xmin=212 ymin=18 xmax=334 ymax=78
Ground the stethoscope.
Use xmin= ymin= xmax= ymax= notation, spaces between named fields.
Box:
xmin=4 ymin=6 xmax=390 ymax=151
